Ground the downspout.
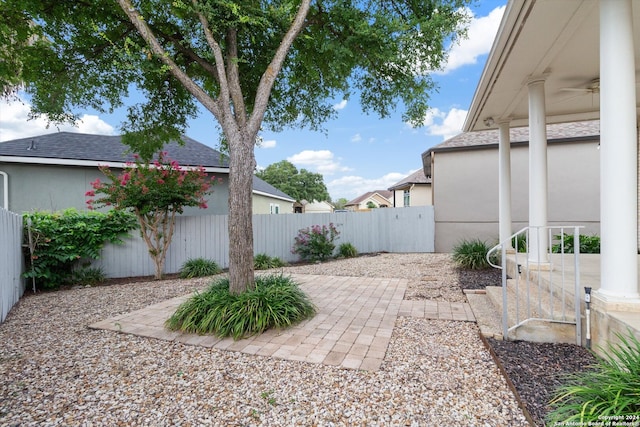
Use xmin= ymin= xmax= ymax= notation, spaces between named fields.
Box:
xmin=0 ymin=170 xmax=7 ymax=210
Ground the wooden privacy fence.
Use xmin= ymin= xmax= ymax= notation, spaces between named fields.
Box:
xmin=93 ymin=206 xmax=435 ymax=278
xmin=0 ymin=208 xmax=25 ymax=323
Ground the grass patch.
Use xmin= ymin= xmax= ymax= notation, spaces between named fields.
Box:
xmin=337 ymin=242 xmax=358 ymax=258
xmin=451 ymin=238 xmax=496 ymax=270
xmin=547 ymin=331 xmax=640 ymax=425
xmin=254 ymin=253 xmax=287 ymax=270
xmin=165 ymin=274 xmax=316 ymax=339
xmin=179 ymin=258 xmax=221 ymax=278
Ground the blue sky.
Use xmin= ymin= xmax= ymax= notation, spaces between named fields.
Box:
xmin=0 ymin=1 xmax=506 ymax=201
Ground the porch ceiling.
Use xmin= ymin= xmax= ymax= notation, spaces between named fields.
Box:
xmin=464 ymin=0 xmax=640 ymax=132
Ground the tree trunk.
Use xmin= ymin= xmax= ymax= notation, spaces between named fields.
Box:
xmin=227 ymin=130 xmax=256 ymax=294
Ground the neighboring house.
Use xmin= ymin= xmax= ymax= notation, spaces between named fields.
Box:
xmin=0 ymin=132 xmax=294 ymax=215
xmin=388 ymin=169 xmax=432 ymax=207
xmin=252 ymin=176 xmax=294 ymax=214
xmin=421 ymin=120 xmax=600 ymax=252
xmin=293 ymin=199 xmax=334 ymax=213
xmin=345 ymin=190 xmax=392 ymax=211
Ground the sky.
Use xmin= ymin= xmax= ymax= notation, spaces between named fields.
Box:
xmin=0 ymin=1 xmax=506 ymax=202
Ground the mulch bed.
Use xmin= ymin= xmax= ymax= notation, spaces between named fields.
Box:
xmin=459 ymin=267 xmax=598 ymax=426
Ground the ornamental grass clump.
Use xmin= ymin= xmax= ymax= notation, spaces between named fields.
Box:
xmin=254 ymin=253 xmax=287 ymax=270
xmin=451 ymin=238 xmax=496 ymax=270
xmin=179 ymin=258 xmax=221 ymax=278
xmin=291 ymin=223 xmax=340 ymax=262
xmin=337 ymin=242 xmax=358 ymax=258
xmin=165 ymin=274 xmax=316 ymax=340
xmin=547 ymin=331 xmax=640 ymax=425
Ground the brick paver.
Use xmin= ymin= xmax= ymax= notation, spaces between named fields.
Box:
xmin=90 ymin=274 xmax=475 ymax=372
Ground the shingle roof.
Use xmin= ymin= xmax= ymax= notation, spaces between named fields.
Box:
xmin=346 ymin=190 xmax=393 ymax=206
xmin=388 ymin=169 xmax=431 ymax=191
xmin=252 ymin=176 xmax=295 ymax=202
xmin=0 ymin=132 xmax=229 ymax=167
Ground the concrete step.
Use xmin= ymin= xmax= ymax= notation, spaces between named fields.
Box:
xmin=464 ymin=290 xmax=503 ymax=340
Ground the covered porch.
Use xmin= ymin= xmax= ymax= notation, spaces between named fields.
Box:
xmin=464 ymin=0 xmax=640 ymax=352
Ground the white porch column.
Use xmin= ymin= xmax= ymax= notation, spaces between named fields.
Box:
xmin=598 ymin=0 xmax=640 ymax=301
xmin=498 ymin=120 xmax=513 ymax=249
xmin=527 ymin=78 xmax=549 ymax=263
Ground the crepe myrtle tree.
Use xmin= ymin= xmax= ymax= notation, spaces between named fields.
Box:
xmin=1 ymin=0 xmax=471 ymax=294
xmin=87 ymin=152 xmax=216 ymax=279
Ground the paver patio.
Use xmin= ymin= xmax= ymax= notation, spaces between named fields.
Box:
xmin=89 ymin=274 xmax=475 ymax=371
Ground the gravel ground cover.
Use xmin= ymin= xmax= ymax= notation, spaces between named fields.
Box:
xmin=0 ymin=252 xmax=588 ymax=426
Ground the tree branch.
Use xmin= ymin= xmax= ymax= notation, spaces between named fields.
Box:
xmin=248 ymin=0 xmax=312 ymax=137
xmin=115 ymin=0 xmax=223 ymax=121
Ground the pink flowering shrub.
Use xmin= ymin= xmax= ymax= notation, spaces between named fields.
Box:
xmin=291 ymin=223 xmax=340 ymax=262
xmin=87 ymin=152 xmax=216 ymax=279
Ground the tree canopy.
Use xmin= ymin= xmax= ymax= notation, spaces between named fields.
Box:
xmin=256 ymin=160 xmax=329 ymax=202
xmin=1 ymin=0 xmax=471 ymax=292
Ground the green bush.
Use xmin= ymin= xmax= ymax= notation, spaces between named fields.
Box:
xmin=291 ymin=223 xmax=340 ymax=262
xmin=71 ymin=266 xmax=106 ymax=286
xmin=451 ymin=238 xmax=496 ymax=270
xmin=179 ymin=258 xmax=221 ymax=278
xmin=337 ymin=242 xmax=358 ymax=258
xmin=552 ymin=233 xmax=600 ymax=254
xmin=254 ymin=253 xmax=286 ymax=270
xmin=23 ymin=209 xmax=137 ymax=289
xmin=165 ymin=274 xmax=316 ymax=339
xmin=547 ymin=332 xmax=640 ymax=425
xmin=512 ymin=234 xmax=527 ymax=252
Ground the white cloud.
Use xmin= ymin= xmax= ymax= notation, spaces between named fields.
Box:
xmin=410 ymin=107 xmax=467 ymax=140
xmin=333 ymin=99 xmax=348 ymax=110
xmin=350 ymin=133 xmax=362 ymax=143
xmin=259 ymin=139 xmax=277 ymax=149
xmin=437 ymin=5 xmax=505 ymax=74
xmin=327 ymin=171 xmax=414 ymax=200
xmin=287 ymin=149 xmax=351 ymax=175
xmin=0 ymin=98 xmax=116 ymax=142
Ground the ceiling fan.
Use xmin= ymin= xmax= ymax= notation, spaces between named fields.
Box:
xmin=560 ymin=78 xmax=600 ymax=94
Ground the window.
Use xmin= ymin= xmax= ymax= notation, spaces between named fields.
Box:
xmin=403 ymin=190 xmax=410 ymax=207
xmin=270 ymin=203 xmax=280 ymax=214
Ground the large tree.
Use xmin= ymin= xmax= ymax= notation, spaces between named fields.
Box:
xmin=256 ymin=160 xmax=329 ymax=202
xmin=1 ymin=0 xmax=470 ymax=294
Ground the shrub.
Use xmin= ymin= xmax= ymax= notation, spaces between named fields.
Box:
xmin=291 ymin=223 xmax=340 ymax=262
xmin=254 ymin=253 xmax=287 ymax=270
xmin=23 ymin=209 xmax=137 ymax=289
xmin=512 ymin=233 xmax=527 ymax=252
xmin=337 ymin=242 xmax=358 ymax=258
xmin=71 ymin=266 xmax=106 ymax=286
xmin=451 ymin=238 xmax=496 ymax=270
xmin=552 ymin=233 xmax=600 ymax=254
xmin=179 ymin=258 xmax=221 ymax=278
xmin=165 ymin=274 xmax=316 ymax=339
xmin=547 ymin=332 xmax=640 ymax=425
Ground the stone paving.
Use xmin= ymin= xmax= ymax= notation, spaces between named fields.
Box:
xmin=89 ymin=274 xmax=475 ymax=372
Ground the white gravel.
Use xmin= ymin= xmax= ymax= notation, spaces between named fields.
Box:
xmin=0 ymin=253 xmax=527 ymax=426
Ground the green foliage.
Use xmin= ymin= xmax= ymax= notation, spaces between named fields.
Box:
xmin=552 ymin=233 xmax=601 ymax=254
xmin=256 ymin=160 xmax=329 ymax=202
xmin=547 ymin=332 xmax=640 ymax=425
xmin=23 ymin=209 xmax=137 ymax=289
xmin=512 ymin=234 xmax=527 ymax=252
xmin=337 ymin=242 xmax=358 ymax=258
xmin=70 ymin=266 xmax=106 ymax=286
xmin=179 ymin=258 xmax=221 ymax=279
xmin=333 ymin=198 xmax=349 ymax=210
xmin=254 ymin=253 xmax=287 ymax=270
xmin=89 ymin=152 xmax=216 ymax=279
xmin=165 ymin=274 xmax=316 ymax=340
xmin=452 ymin=239 xmax=496 ymax=270
xmin=291 ymin=223 xmax=340 ymax=262
xmin=366 ymin=201 xmax=377 ymax=209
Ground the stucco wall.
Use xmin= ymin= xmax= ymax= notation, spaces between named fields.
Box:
xmin=392 ymin=185 xmax=432 ymax=207
xmin=0 ymin=163 xmax=230 ymax=215
xmin=252 ymin=193 xmax=293 ymax=215
xmin=433 ymin=140 xmax=600 ymax=252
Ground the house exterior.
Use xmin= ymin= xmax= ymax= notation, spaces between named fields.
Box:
xmin=388 ymin=169 xmax=432 ymax=207
xmin=293 ymin=199 xmax=334 ymax=214
xmin=0 ymin=132 xmax=293 ymax=215
xmin=422 ymin=121 xmax=600 ymax=253
xmin=344 ymin=190 xmax=392 ymax=211
xmin=252 ymin=176 xmax=294 ymax=214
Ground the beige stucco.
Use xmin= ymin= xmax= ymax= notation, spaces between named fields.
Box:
xmin=252 ymin=193 xmax=293 ymax=215
xmin=433 ymin=140 xmax=600 ymax=252
xmin=392 ymin=185 xmax=432 ymax=207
